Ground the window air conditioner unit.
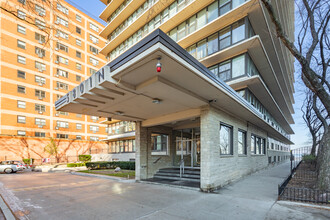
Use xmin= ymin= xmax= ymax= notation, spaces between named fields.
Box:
xmin=55 ymin=34 xmax=59 ymax=37
xmin=38 ymin=125 xmax=43 ymax=128
xmin=55 ymin=21 xmax=59 ymax=24
xmin=93 ymin=52 xmax=96 ymax=55
xmin=55 ymin=48 xmax=59 ymax=51
xmin=39 ymin=12 xmax=44 ymax=16
xmin=55 ymin=126 xmax=59 ymax=130
xmin=38 ymin=69 xmax=43 ymax=72
xmin=93 ymin=63 xmax=97 ymax=67
xmin=39 ymin=39 xmax=44 ymax=44
xmin=38 ymin=53 xmax=43 ymax=58
xmin=38 ymin=111 xmax=43 ymax=114
xmin=55 ymin=74 xmax=59 ymax=77
xmin=38 ymin=96 xmax=43 ymax=100
xmin=55 ymin=87 xmax=59 ymax=90
xmin=38 ymin=82 xmax=43 ymax=86
xmin=55 ymin=113 xmax=59 ymax=117
xmin=55 ymin=61 xmax=59 ymax=64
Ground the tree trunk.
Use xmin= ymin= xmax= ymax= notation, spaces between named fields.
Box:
xmin=317 ymin=129 xmax=330 ymax=190
xmin=311 ymin=134 xmax=317 ymax=156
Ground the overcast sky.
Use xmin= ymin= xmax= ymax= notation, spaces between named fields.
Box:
xmin=67 ymin=0 xmax=309 ymax=148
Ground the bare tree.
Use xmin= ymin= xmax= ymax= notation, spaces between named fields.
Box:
xmin=301 ymin=91 xmax=323 ymax=155
xmin=260 ymin=0 xmax=330 ymax=190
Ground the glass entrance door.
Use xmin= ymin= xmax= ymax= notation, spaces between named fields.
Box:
xmin=175 ymin=128 xmax=200 ymax=167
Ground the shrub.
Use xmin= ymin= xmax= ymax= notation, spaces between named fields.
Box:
xmin=67 ymin=163 xmax=85 ymax=167
xmin=79 ymin=155 xmax=91 ymax=162
xmin=85 ymin=161 xmax=135 ymax=170
xmin=302 ymin=154 xmax=316 ymax=163
xmin=23 ymin=158 xmax=34 ymax=164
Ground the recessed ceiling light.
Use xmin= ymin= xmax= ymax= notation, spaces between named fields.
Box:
xmin=115 ymin=111 xmax=124 ymax=115
xmin=152 ymin=98 xmax=161 ymax=104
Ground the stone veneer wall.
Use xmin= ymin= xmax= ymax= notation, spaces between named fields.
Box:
xmin=200 ymin=106 xmax=289 ymax=191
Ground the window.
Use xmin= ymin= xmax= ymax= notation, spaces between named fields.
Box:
xmin=57 ymin=3 xmax=68 ymax=15
xmin=17 ymin=101 xmax=26 ymax=109
xmin=35 ymin=89 xmax=45 ymax=99
xmin=207 ymin=33 xmax=218 ymax=55
xmin=57 ymin=121 xmax=69 ymax=128
xmin=35 ymin=61 xmax=46 ymax=71
xmin=208 ymin=1 xmax=218 ymax=22
xmin=35 ymin=19 xmax=45 ymax=29
xmin=57 ymin=134 xmax=68 ymax=139
xmin=89 ymin=57 xmax=99 ymax=66
xmin=56 ymin=95 xmax=63 ymax=100
xmin=251 ymin=134 xmax=265 ymax=155
xmin=76 ymin=14 xmax=82 ymax=22
xmin=76 ymin=114 xmax=82 ymax=118
xmin=197 ymin=9 xmax=207 ymax=29
xmin=57 ymin=69 xmax=68 ymax=78
xmin=18 ymin=0 xmax=26 ymax=5
xmin=196 ymin=39 xmax=207 ymax=59
xmin=219 ymin=26 xmax=231 ymax=50
xmin=75 ymin=135 xmax=82 ymax=140
xmin=17 ymin=10 xmax=26 ymax=19
xmin=232 ymin=55 xmax=245 ymax=78
xmin=56 ymin=56 xmax=68 ymax=65
xmin=232 ymin=19 xmax=245 ymax=44
xmin=90 ymin=136 xmax=99 ymax=141
xmin=35 ymin=132 xmax=45 ymax=137
xmin=35 ymin=75 xmax=46 ymax=84
xmin=56 ymin=30 xmax=68 ymax=40
xmin=76 ymin=75 xmax=81 ymax=82
xmin=90 ymin=68 xmax=97 ymax=75
xmin=35 ymin=5 xmax=45 ymax=16
xmin=76 ymin=26 xmax=81 ymax=34
xmin=90 ymin=23 xmax=99 ymax=32
xmin=17 ymin=131 xmax=26 ymax=136
xmin=220 ymin=0 xmax=231 ymax=15
xmin=56 ymin=42 xmax=68 ymax=52
xmin=17 ymin=85 xmax=26 ymax=94
xmin=17 ymin=70 xmax=25 ymax=79
xmin=91 ymin=116 xmax=99 ymax=121
xmin=76 ymin=123 xmax=82 ymax=130
xmin=56 ymin=81 xmax=68 ymax=90
xmin=35 ymin=104 xmax=45 ymax=112
xmin=17 ymin=116 xmax=26 ymax=123
xmin=89 ymin=34 xmax=99 ymax=44
xmin=76 ymin=51 xmax=81 ymax=58
xmin=90 ymin=125 xmax=99 ymax=132
xmin=76 ymin=63 xmax=82 ymax=70
xmin=76 ymin=39 xmax=82 ymax=46
xmin=238 ymin=130 xmax=247 ymax=155
xmin=218 ymin=60 xmax=231 ymax=81
xmin=219 ymin=123 xmax=233 ymax=155
xmin=17 ymin=55 xmax=26 ymax=64
xmin=35 ymin=33 xmax=45 ymax=43
xmin=56 ymin=16 xmax=68 ymax=27
xmin=89 ymin=46 xmax=98 ymax=54
xmin=151 ymin=134 xmax=168 ymax=153
xmin=17 ymin=25 xmax=26 ymax=34
xmin=35 ymin=47 xmax=45 ymax=58
xmin=17 ymin=40 xmax=26 ymax=49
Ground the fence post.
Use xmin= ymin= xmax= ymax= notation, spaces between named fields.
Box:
xmin=290 ymin=150 xmax=293 ymax=174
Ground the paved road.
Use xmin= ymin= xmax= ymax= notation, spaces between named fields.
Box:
xmin=0 ymin=162 xmax=328 ymax=220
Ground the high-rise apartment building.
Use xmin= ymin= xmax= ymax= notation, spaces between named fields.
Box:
xmin=57 ymin=0 xmax=295 ymax=190
xmin=0 ymin=0 xmax=108 ymax=161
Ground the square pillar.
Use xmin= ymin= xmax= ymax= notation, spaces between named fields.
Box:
xmin=135 ymin=121 xmax=148 ymax=180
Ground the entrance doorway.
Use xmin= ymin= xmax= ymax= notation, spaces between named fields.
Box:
xmin=174 ymin=128 xmax=200 ymax=168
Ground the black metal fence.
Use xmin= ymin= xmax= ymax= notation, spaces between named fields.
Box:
xmin=278 ymin=146 xmax=330 ymax=204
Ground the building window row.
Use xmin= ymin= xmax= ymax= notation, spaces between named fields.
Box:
xmin=251 ymin=134 xmax=266 ymax=155
xmin=186 ymin=18 xmax=254 ymax=60
xmin=107 ymin=121 xmax=136 ymax=135
xmin=108 ymin=0 xmax=247 ymax=60
xmin=109 ymin=139 xmax=136 ymax=153
xmin=107 ymin=0 xmax=133 ymax=24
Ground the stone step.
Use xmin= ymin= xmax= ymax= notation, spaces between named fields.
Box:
xmin=153 ymin=175 xmax=200 ymax=183
xmin=155 ymin=172 xmax=200 ymax=179
xmin=157 ymin=169 xmax=200 ymax=175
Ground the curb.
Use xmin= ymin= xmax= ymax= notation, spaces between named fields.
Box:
xmin=0 ymin=195 xmax=15 ymax=220
xmin=277 ymin=200 xmax=330 ymax=210
xmin=71 ymin=171 xmax=135 ymax=183
xmin=138 ymin=180 xmax=201 ymax=192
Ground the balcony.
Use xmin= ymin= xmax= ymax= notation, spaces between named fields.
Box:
xmin=99 ymin=0 xmax=125 ymax=21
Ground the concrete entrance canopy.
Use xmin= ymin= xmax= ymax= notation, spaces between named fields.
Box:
xmin=55 ymin=29 xmax=292 ymax=144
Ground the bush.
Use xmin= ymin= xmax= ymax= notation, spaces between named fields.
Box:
xmin=79 ymin=155 xmax=91 ymax=162
xmin=85 ymin=161 xmax=135 ymax=170
xmin=67 ymin=163 xmax=85 ymax=167
xmin=302 ymin=154 xmax=316 ymax=163
xmin=23 ymin=158 xmax=34 ymax=164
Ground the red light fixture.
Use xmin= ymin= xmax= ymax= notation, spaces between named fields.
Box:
xmin=156 ymin=58 xmax=162 ymax=72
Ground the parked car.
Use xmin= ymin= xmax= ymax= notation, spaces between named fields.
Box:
xmin=1 ymin=160 xmax=25 ymax=171
xmin=0 ymin=164 xmax=17 ymax=174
